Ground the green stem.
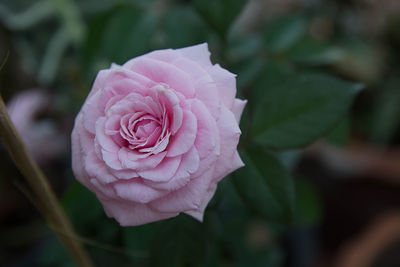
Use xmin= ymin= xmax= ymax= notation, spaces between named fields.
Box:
xmin=0 ymin=94 xmax=94 ymax=267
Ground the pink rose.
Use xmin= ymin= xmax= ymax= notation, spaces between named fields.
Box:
xmin=71 ymin=43 xmax=246 ymax=226
xmin=7 ymin=89 xmax=67 ymax=164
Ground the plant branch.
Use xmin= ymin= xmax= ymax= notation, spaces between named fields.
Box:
xmin=0 ymin=94 xmax=93 ymax=267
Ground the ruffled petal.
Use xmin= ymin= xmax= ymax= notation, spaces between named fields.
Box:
xmin=124 ymin=57 xmax=195 ymax=98
xmin=138 ymin=156 xmax=181 ymax=181
xmin=148 ymin=167 xmax=215 ymax=213
xmin=113 ymin=180 xmax=167 ymax=203
xmin=212 ymin=104 xmax=243 ymax=181
xmin=232 ymin=99 xmax=247 ymax=123
xmin=190 ymin=99 xmax=218 ymax=159
xmin=101 ymin=199 xmax=178 ymax=226
xmin=207 ymin=64 xmax=237 ymax=109
xmin=176 ymin=43 xmax=213 ymax=68
xmin=167 ymin=110 xmax=197 ymax=157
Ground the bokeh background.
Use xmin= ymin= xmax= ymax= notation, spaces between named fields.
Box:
xmin=1 ymin=0 xmax=400 ymax=266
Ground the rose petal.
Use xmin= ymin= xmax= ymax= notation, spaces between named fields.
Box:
xmin=176 ymin=43 xmax=212 ymax=68
xmin=101 ymin=199 xmax=178 ymax=226
xmin=211 ymin=104 xmax=243 ymax=181
xmin=138 ymin=156 xmax=181 ymax=181
xmin=113 ymin=180 xmax=167 ymax=203
xmin=125 ymin=57 xmax=195 ymax=98
xmin=118 ymin=148 xmax=167 ymax=170
xmin=167 ymin=110 xmax=197 ymax=157
xmin=190 ymin=99 xmax=218 ymax=159
xmin=149 ymin=167 xmax=215 ymax=213
xmin=185 ymin=181 xmax=217 ymax=221
xmin=232 ymin=99 xmax=247 ymax=123
xmin=207 ymin=64 xmax=237 ymax=109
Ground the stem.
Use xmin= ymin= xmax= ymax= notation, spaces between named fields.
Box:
xmin=0 ymin=94 xmax=94 ymax=267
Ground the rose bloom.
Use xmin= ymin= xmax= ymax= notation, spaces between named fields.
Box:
xmin=8 ymin=89 xmax=67 ymax=164
xmin=72 ymin=43 xmax=246 ymax=226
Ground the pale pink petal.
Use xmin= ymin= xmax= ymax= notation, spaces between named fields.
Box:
xmin=167 ymin=110 xmax=197 ymax=157
xmin=172 ymin=57 xmax=209 ymax=81
xmin=95 ymin=117 xmax=119 ymax=152
xmin=193 ymin=76 xmax=221 ymax=119
xmin=212 ymin=104 xmax=243 ymax=181
xmin=124 ymin=58 xmax=195 ymax=98
xmin=207 ymin=64 xmax=237 ymax=109
xmin=118 ymin=148 xmax=167 ymax=170
xmin=190 ymin=99 xmax=218 ymax=159
xmin=82 ymin=90 xmax=103 ymax=134
xmin=172 ymin=146 xmax=200 ymax=180
xmin=104 ymin=114 xmax=121 ymax=135
xmin=149 ymin=167 xmax=215 ymax=213
xmin=107 ymin=65 xmax=156 ymax=88
xmin=113 ymin=180 xmax=167 ymax=203
xmin=176 ymin=43 xmax=213 ymax=68
xmin=101 ymin=199 xmax=178 ymax=226
xmin=145 ymin=48 xmax=181 ymax=63
xmin=101 ymin=148 xmax=123 ymax=170
xmin=88 ymin=69 xmax=111 ymax=98
xmin=86 ymin=149 xmax=118 ymax=182
xmin=185 ymin=181 xmax=217 ymax=221
xmin=138 ymin=156 xmax=181 ymax=181
xmin=110 ymin=169 xmax=139 ymax=180
xmin=110 ymin=78 xmax=147 ymax=96
xmin=71 ymin=114 xmax=95 ymax=190
xmin=232 ymin=99 xmax=247 ymax=123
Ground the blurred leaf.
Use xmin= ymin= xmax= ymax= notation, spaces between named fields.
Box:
xmin=263 ymin=15 xmax=308 ymax=53
xmin=38 ymin=236 xmax=74 ymax=267
xmin=252 ymin=72 xmax=362 ymax=149
xmin=325 ymin=116 xmax=350 ymax=147
xmin=61 ymin=182 xmax=103 ymax=227
xmin=250 ymin=61 xmax=293 ymax=106
xmin=82 ymin=4 xmax=158 ymax=77
xmin=367 ymin=82 xmax=400 ymax=144
xmin=294 ymin=179 xmax=322 ymax=226
xmin=149 ymin=215 xmax=207 ymax=267
xmin=158 ymin=6 xmax=208 ymax=48
xmin=192 ymin=0 xmax=247 ymax=37
xmin=286 ymin=37 xmax=345 ymax=65
xmin=332 ymin=41 xmax=385 ymax=84
xmin=232 ymin=148 xmax=294 ymax=223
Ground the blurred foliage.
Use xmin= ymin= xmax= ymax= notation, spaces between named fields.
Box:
xmin=1 ymin=0 xmax=400 ymax=266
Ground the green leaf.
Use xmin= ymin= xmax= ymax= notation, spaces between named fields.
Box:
xmin=286 ymin=37 xmax=345 ymax=65
xmin=232 ymin=148 xmax=294 ymax=223
xmin=149 ymin=215 xmax=207 ymax=267
xmin=61 ymin=182 xmax=103 ymax=227
xmin=263 ymin=15 xmax=308 ymax=53
xmin=82 ymin=4 xmax=158 ymax=78
xmin=325 ymin=117 xmax=350 ymax=147
xmin=294 ymin=178 xmax=322 ymax=226
xmin=192 ymin=0 xmax=247 ymax=37
xmin=252 ymin=72 xmax=363 ymax=149
xmin=158 ymin=6 xmax=208 ymax=49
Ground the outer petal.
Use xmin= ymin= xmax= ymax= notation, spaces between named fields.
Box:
xmin=148 ymin=167 xmax=215 ymax=213
xmin=176 ymin=43 xmax=213 ymax=68
xmin=167 ymin=110 xmax=197 ymax=157
xmin=190 ymin=99 xmax=218 ymax=159
xmin=212 ymin=104 xmax=244 ymax=181
xmin=138 ymin=156 xmax=181 ymax=181
xmin=124 ymin=57 xmax=195 ymax=98
xmin=113 ymin=180 xmax=168 ymax=203
xmin=207 ymin=64 xmax=237 ymax=109
xmin=71 ymin=114 xmax=96 ymax=192
xmin=101 ymin=199 xmax=178 ymax=226
xmin=185 ymin=181 xmax=217 ymax=221
xmin=232 ymin=99 xmax=247 ymax=123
